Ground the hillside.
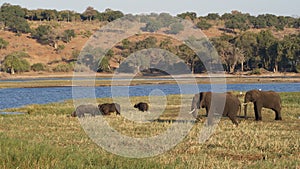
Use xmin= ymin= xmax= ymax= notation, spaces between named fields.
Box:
xmin=0 ymin=19 xmax=299 ymax=75
xmin=0 ymin=21 xmax=102 ymax=67
xmin=0 ymin=21 xmax=297 ymax=61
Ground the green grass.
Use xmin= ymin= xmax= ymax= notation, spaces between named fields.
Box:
xmin=0 ymin=93 xmax=299 ymax=168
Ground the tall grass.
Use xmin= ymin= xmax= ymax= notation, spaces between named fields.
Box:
xmin=0 ymin=93 xmax=299 ymax=168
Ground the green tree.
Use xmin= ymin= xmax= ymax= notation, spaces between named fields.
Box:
xmin=1 ymin=51 xmax=31 ymax=74
xmin=168 ymin=23 xmax=184 ymax=34
xmin=82 ymin=6 xmax=98 ymax=21
xmin=143 ymin=19 xmax=162 ymax=32
xmin=0 ymin=3 xmax=30 ymax=33
xmin=234 ymin=32 xmax=258 ymax=70
xmin=206 ymin=13 xmax=220 ymax=20
xmin=0 ymin=38 xmax=9 ymax=49
xmin=196 ymin=20 xmax=212 ymax=30
xmin=42 ymin=9 xmax=58 ymax=21
xmin=257 ymin=30 xmax=277 ymax=70
xmin=177 ymin=12 xmax=197 ymax=20
xmin=32 ymin=25 xmax=59 ymax=47
xmin=62 ymin=29 xmax=76 ymax=43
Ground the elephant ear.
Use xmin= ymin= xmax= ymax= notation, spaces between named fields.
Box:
xmin=250 ymin=90 xmax=260 ymax=102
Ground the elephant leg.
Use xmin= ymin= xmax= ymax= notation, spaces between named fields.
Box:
xmin=205 ymin=107 xmax=209 ymax=117
xmin=274 ymin=109 xmax=282 ymax=120
xmin=254 ymin=103 xmax=262 ymax=121
xmin=206 ymin=108 xmax=214 ymax=126
xmin=228 ymin=114 xmax=238 ymax=126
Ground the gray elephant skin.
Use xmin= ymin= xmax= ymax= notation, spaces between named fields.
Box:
xmin=134 ymin=102 xmax=149 ymax=112
xmin=98 ymin=103 xmax=121 ymax=115
xmin=71 ymin=104 xmax=100 ymax=117
xmin=244 ymin=89 xmax=282 ymax=121
xmin=190 ymin=92 xmax=241 ymax=126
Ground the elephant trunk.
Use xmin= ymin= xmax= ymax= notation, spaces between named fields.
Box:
xmin=243 ymin=98 xmax=249 ymax=119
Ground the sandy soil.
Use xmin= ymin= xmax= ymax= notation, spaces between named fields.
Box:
xmin=1 ymin=71 xmax=300 ymax=83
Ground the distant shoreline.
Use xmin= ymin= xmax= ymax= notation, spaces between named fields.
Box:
xmin=1 ymin=71 xmax=300 ymax=79
xmin=1 ymin=71 xmax=300 ymax=89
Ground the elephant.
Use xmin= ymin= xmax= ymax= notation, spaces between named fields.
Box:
xmin=134 ymin=102 xmax=149 ymax=112
xmin=190 ymin=92 xmax=241 ymax=126
xmin=244 ymin=89 xmax=282 ymax=121
xmin=71 ymin=104 xmax=100 ymax=117
xmin=98 ymin=103 xmax=121 ymax=115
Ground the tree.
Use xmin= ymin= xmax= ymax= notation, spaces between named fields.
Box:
xmin=42 ymin=9 xmax=58 ymax=21
xmin=177 ymin=44 xmax=197 ymax=73
xmin=82 ymin=6 xmax=98 ymax=21
xmin=61 ymin=29 xmax=76 ymax=43
xmin=31 ymin=25 xmax=59 ymax=48
xmin=177 ymin=12 xmax=197 ymax=20
xmin=0 ymin=3 xmax=30 ymax=33
xmin=257 ymin=30 xmax=277 ymax=70
xmin=168 ymin=23 xmax=184 ymax=34
xmin=158 ymin=13 xmax=176 ymax=27
xmin=212 ymin=37 xmax=239 ymax=73
xmin=206 ymin=13 xmax=220 ymax=20
xmin=1 ymin=51 xmax=30 ymax=74
xmin=196 ymin=20 xmax=212 ymax=30
xmin=143 ymin=19 xmax=162 ymax=32
xmin=0 ymin=38 xmax=9 ymax=49
xmin=234 ymin=32 xmax=258 ymax=70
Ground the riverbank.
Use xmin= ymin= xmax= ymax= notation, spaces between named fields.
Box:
xmin=1 ymin=71 xmax=300 ymax=89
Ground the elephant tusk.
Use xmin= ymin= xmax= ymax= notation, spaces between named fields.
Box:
xmin=242 ymin=103 xmax=248 ymax=106
xmin=189 ymin=108 xmax=196 ymax=114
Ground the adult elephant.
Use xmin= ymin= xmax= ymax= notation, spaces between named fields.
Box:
xmin=190 ymin=92 xmax=240 ymax=126
xmin=98 ymin=103 xmax=121 ymax=115
xmin=71 ymin=104 xmax=100 ymax=118
xmin=244 ymin=89 xmax=282 ymax=121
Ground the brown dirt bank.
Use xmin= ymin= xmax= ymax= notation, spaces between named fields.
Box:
xmin=1 ymin=71 xmax=300 ymax=88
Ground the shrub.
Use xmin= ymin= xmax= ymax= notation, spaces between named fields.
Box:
xmin=196 ymin=20 xmax=212 ymax=30
xmin=53 ymin=63 xmax=74 ymax=72
xmin=31 ymin=63 xmax=46 ymax=71
xmin=250 ymin=68 xmax=261 ymax=75
xmin=0 ymin=38 xmax=9 ymax=49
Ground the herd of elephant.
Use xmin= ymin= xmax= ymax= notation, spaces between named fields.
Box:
xmin=71 ymin=102 xmax=148 ymax=117
xmin=190 ymin=89 xmax=282 ymax=126
xmin=72 ymin=89 xmax=282 ymax=127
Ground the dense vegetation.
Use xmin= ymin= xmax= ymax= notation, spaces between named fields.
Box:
xmin=0 ymin=3 xmax=300 ymax=74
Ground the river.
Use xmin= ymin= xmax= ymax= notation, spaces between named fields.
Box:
xmin=0 ymin=82 xmax=300 ymax=110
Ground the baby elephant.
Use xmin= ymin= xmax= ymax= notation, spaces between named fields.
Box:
xmin=71 ymin=104 xmax=100 ymax=118
xmin=134 ymin=102 xmax=149 ymax=112
xmin=98 ymin=103 xmax=121 ymax=115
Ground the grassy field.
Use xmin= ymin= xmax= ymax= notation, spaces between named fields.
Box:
xmin=0 ymin=92 xmax=299 ymax=168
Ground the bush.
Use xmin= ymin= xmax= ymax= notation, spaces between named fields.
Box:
xmin=196 ymin=20 xmax=212 ymax=30
xmin=53 ymin=63 xmax=74 ymax=72
xmin=0 ymin=38 xmax=9 ymax=49
xmin=31 ymin=63 xmax=46 ymax=71
xmin=250 ymin=68 xmax=261 ymax=75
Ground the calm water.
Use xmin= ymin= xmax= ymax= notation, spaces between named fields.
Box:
xmin=0 ymin=83 xmax=300 ymax=110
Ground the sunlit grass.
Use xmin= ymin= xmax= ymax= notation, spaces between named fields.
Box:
xmin=0 ymin=93 xmax=299 ymax=168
